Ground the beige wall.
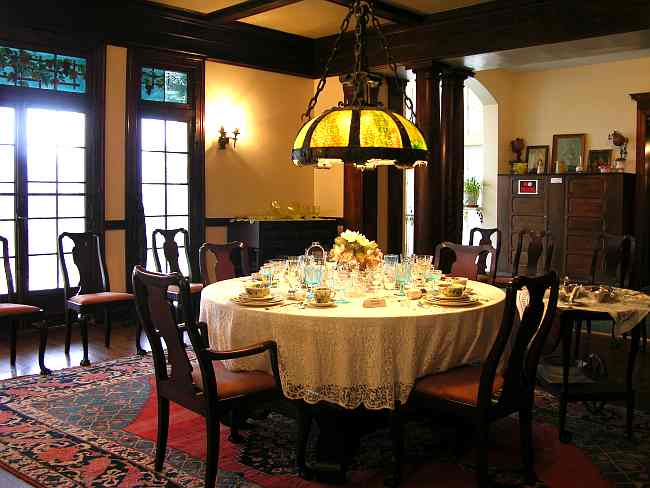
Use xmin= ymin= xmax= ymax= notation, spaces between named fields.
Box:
xmin=204 ymin=62 xmax=314 ymax=218
xmin=477 ymin=55 xmax=650 ymax=173
xmin=104 ymin=45 xmax=127 ymax=291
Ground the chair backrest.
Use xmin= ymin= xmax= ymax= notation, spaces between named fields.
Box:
xmin=58 ymin=232 xmax=108 ymax=299
xmin=469 ymin=227 xmax=502 ymax=280
xmin=478 ymin=271 xmax=559 ymax=409
xmin=590 ymin=234 xmax=635 ymax=288
xmin=512 ymin=230 xmax=554 ymax=277
xmin=434 ymin=242 xmax=497 ymax=281
xmin=132 ymin=266 xmax=214 ymax=412
xmin=199 ymin=241 xmax=250 ymax=285
xmin=0 ymin=235 xmax=15 ymax=302
xmin=152 ymin=228 xmax=192 ymax=279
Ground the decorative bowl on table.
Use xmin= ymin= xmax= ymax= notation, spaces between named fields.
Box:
xmin=442 ymin=285 xmax=465 ymax=298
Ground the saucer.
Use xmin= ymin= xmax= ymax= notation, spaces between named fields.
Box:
xmin=306 ymin=300 xmax=337 ymax=308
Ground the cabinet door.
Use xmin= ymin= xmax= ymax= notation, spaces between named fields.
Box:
xmin=546 ymin=176 xmax=566 ymax=275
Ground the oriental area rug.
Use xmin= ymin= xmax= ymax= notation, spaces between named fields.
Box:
xmin=0 ymin=355 xmax=647 ymax=487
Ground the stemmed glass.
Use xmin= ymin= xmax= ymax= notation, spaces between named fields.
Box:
xmin=303 ymin=257 xmax=324 ymax=299
xmin=285 ymin=257 xmax=300 ymax=295
xmin=333 ymin=268 xmax=352 ymax=304
xmin=395 ymin=261 xmax=412 ymax=296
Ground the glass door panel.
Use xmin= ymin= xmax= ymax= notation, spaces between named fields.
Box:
xmin=0 ymin=107 xmax=15 ymax=295
xmin=141 ymin=117 xmax=190 ymax=274
xmin=26 ymin=108 xmax=86 ymax=291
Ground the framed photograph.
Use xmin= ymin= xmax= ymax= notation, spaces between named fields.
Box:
xmin=588 ymin=149 xmax=613 ymax=172
xmin=518 ymin=180 xmax=539 ymax=195
xmin=525 ymin=145 xmax=549 ymax=173
xmin=551 ymin=134 xmax=586 ymax=172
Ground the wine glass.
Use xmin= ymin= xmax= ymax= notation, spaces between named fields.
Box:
xmin=286 ymin=257 xmax=300 ymax=294
xmin=333 ymin=268 xmax=351 ymax=304
xmin=395 ymin=261 xmax=411 ymax=296
xmin=303 ymin=257 xmax=323 ymax=298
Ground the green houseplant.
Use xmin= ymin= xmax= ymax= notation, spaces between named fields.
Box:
xmin=464 ymin=177 xmax=482 ymax=207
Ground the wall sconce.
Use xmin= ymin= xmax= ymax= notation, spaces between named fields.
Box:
xmin=218 ymin=126 xmax=240 ymax=149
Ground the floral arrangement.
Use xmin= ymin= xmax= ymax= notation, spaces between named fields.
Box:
xmin=329 ymin=229 xmax=382 ymax=270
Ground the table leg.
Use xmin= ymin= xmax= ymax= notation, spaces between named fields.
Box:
xmin=625 ymin=323 xmax=640 ymax=440
xmin=559 ymin=313 xmax=573 ymax=444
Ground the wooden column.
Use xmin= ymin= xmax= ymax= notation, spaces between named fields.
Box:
xmin=386 ymin=76 xmax=405 ymax=254
xmin=630 ymin=93 xmax=650 ymax=286
xmin=343 ymin=166 xmax=364 ymax=232
xmin=440 ymin=67 xmax=473 ymax=244
xmin=412 ymin=63 xmax=442 ymax=254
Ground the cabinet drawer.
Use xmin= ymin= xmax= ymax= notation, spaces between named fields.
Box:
xmin=567 ymin=217 xmax=603 ymax=233
xmin=568 ymin=177 xmax=605 ymax=196
xmin=565 ymin=253 xmax=592 ymax=278
xmin=512 ymin=197 xmax=544 ymax=215
xmin=566 ymin=234 xmax=598 ymax=253
xmin=567 ymin=198 xmax=602 ymax=217
xmin=512 ymin=215 xmax=545 ymax=232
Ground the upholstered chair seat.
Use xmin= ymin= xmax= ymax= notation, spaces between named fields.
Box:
xmin=168 ymin=283 xmax=204 ymax=295
xmin=415 ymin=367 xmax=504 ymax=405
xmin=190 ymin=360 xmax=275 ymax=399
xmin=0 ymin=303 xmax=41 ymax=316
xmin=68 ymin=292 xmax=134 ymax=306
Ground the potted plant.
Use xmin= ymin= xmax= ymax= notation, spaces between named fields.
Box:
xmin=464 ymin=177 xmax=482 ymax=207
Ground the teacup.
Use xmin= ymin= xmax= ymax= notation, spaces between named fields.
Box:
xmin=452 ymin=277 xmax=468 ymax=289
xmin=245 ymin=283 xmax=270 ymax=298
xmin=442 ymin=284 xmax=464 ymax=297
xmin=314 ymin=287 xmax=335 ymax=303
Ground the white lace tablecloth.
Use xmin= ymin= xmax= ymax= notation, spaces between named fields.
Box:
xmin=199 ymin=278 xmax=506 ymax=410
xmin=517 ymin=288 xmax=650 ymax=336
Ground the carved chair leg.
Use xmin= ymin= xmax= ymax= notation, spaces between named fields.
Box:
xmin=134 ymin=306 xmax=146 ymax=356
xmin=204 ymin=416 xmax=221 ymax=488
xmin=155 ymin=396 xmax=169 ymax=471
xmin=9 ymin=320 xmax=17 ymax=366
xmin=387 ymin=403 xmax=404 ymax=487
xmin=103 ymin=308 xmax=112 ymax=348
xmin=228 ymin=404 xmax=245 ymax=443
xmin=519 ymin=407 xmax=536 ymax=484
xmin=475 ymin=422 xmax=490 ymax=488
xmin=296 ymin=402 xmax=313 ymax=479
xmin=79 ymin=314 xmax=90 ymax=366
xmin=573 ymin=320 xmax=582 ymax=361
xmin=38 ymin=321 xmax=51 ymax=375
xmin=64 ymin=308 xmax=73 ymax=355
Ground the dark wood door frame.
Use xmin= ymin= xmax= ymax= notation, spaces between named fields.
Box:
xmin=630 ymin=92 xmax=650 ymax=286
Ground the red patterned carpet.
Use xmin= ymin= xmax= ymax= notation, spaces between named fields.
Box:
xmin=0 ymin=354 xmax=646 ymax=487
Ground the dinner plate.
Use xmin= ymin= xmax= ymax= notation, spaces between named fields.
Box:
xmin=425 ymin=296 xmax=479 ymax=307
xmin=232 ymin=296 xmax=284 ymax=307
xmin=238 ymin=293 xmax=279 ymax=302
xmin=427 ymin=293 xmax=473 ymax=301
xmin=306 ymin=300 xmax=337 ymax=308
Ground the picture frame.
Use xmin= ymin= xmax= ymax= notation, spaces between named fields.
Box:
xmin=551 ymin=133 xmax=586 ymax=173
xmin=525 ymin=145 xmax=549 ymax=173
xmin=587 ymin=149 xmax=613 ymax=172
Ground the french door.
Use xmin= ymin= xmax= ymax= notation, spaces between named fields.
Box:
xmin=0 ymin=103 xmax=86 ymax=301
xmin=141 ymin=116 xmax=190 ymax=275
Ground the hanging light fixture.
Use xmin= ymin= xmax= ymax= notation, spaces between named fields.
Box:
xmin=291 ymin=0 xmax=428 ymax=170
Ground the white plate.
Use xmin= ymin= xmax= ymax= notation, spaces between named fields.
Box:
xmin=426 ymin=296 xmax=479 ymax=306
xmin=306 ymin=300 xmax=337 ymax=308
xmin=232 ymin=297 xmax=284 ymax=307
xmin=428 ymin=293 xmax=473 ymax=301
xmin=238 ymin=293 xmax=278 ymax=301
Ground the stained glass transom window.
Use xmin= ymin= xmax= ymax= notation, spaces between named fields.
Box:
xmin=0 ymin=46 xmax=86 ymax=93
xmin=359 ymin=110 xmax=402 ymax=148
xmin=141 ymin=67 xmax=188 ymax=104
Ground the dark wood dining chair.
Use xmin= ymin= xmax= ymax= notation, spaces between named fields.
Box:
xmin=495 ymin=230 xmax=554 ymax=286
xmin=434 ymin=242 xmax=497 ymax=282
xmin=132 ymin=265 xmax=280 ymax=488
xmin=152 ymin=228 xmax=204 ymax=304
xmin=0 ymin=235 xmax=50 ymax=375
xmin=389 ymin=271 xmax=559 ymax=487
xmin=574 ymin=234 xmax=645 ymax=356
xmin=199 ymin=241 xmax=250 ymax=285
xmin=58 ymin=232 xmax=144 ymax=366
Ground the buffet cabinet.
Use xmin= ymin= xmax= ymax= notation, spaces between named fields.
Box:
xmin=228 ymin=219 xmax=340 ymax=271
xmin=497 ymin=173 xmax=635 ymax=280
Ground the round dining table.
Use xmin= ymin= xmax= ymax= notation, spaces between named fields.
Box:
xmin=199 ymin=278 xmax=506 ymax=410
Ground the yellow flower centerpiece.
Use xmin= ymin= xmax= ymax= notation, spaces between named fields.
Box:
xmin=329 ymin=229 xmax=382 ymax=270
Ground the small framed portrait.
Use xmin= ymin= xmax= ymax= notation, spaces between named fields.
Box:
xmin=525 ymin=145 xmax=549 ymax=173
xmin=588 ymin=149 xmax=613 ymax=172
xmin=551 ymin=134 xmax=586 ymax=172
xmin=518 ymin=180 xmax=539 ymax=195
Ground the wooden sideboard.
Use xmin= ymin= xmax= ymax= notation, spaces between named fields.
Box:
xmin=497 ymin=173 xmax=635 ymax=280
xmin=228 ymin=219 xmax=340 ymax=271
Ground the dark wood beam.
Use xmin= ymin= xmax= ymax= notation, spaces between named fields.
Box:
xmin=323 ymin=0 xmax=424 ymax=25
xmin=1 ymin=0 xmax=316 ymax=78
xmin=205 ymin=0 xmax=304 ymax=23
xmin=314 ymin=0 xmax=650 ymax=75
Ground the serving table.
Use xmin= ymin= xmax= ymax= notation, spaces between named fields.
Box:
xmin=200 ymin=278 xmax=506 ymax=411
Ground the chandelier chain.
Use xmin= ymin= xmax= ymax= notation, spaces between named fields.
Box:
xmin=302 ymin=8 xmax=354 ymax=121
xmin=367 ymin=4 xmax=416 ymax=123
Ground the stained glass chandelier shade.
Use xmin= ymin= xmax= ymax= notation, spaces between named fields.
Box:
xmin=291 ymin=0 xmax=429 ymax=170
